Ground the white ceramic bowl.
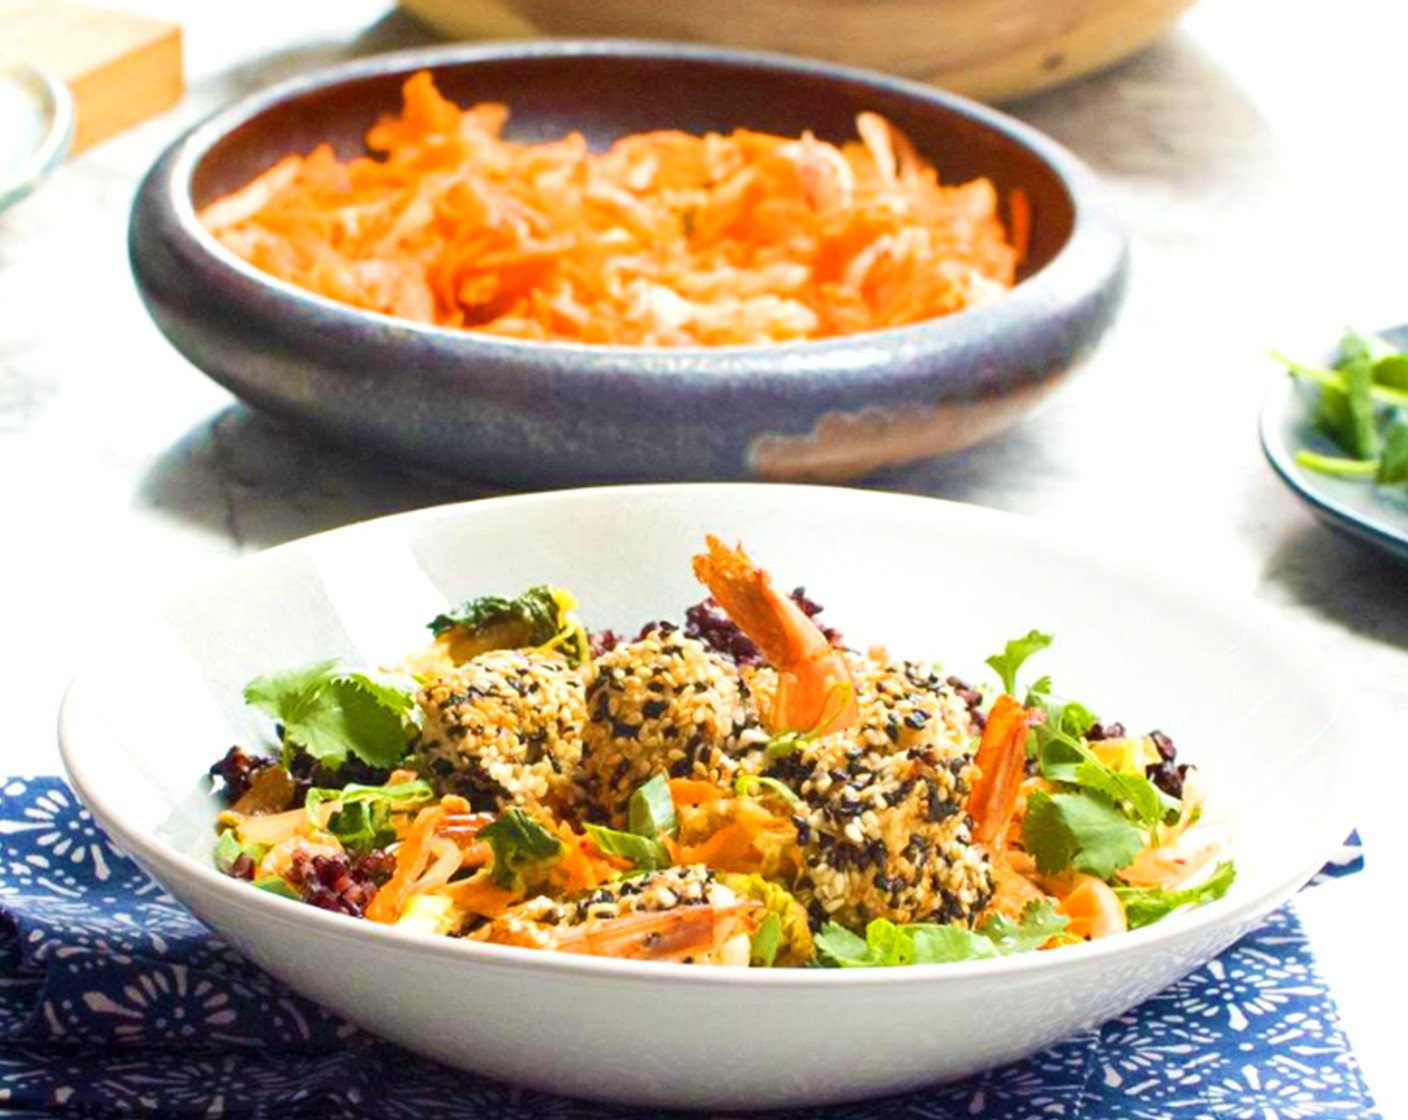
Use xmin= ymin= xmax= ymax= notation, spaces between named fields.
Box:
xmin=59 ymin=485 xmax=1355 ymax=1110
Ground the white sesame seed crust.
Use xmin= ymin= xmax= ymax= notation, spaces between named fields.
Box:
xmin=581 ymin=629 xmax=754 ymax=825
xmin=414 ymin=648 xmax=587 ymax=813
xmin=757 ymin=652 xmax=994 ymax=929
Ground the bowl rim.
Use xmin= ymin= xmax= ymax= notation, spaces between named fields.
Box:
xmin=0 ymin=62 xmax=74 ymax=212
xmin=59 ymin=483 xmax=1356 ymax=990
xmin=145 ymin=38 xmax=1127 ymax=371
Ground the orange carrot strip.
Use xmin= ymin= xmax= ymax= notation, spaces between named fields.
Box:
xmin=364 ymin=804 xmax=446 ymax=924
xmin=199 ymin=72 xmax=1019 ymax=347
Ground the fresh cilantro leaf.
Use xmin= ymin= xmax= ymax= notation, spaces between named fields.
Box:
xmin=1023 ymin=675 xmax=1053 ymax=705
xmin=906 ymin=924 xmax=999 ymax=964
xmin=1020 ymin=789 xmax=1077 ymax=874
xmin=244 ymin=662 xmax=419 ymax=771
xmin=750 ymin=912 xmax=783 ymax=967
xmin=978 ymin=899 xmax=1070 ymax=953
xmin=1373 ymin=354 xmax=1408 ymax=392
xmin=985 ymin=631 xmax=1053 ymax=696
xmin=583 ymin=823 xmax=670 ymax=870
xmin=480 ymin=809 xmax=564 ymax=889
xmin=1377 ymin=414 xmax=1408 ymax=485
xmin=1072 ymin=760 xmax=1165 ymax=831
xmin=1335 ymin=327 xmax=1383 ymax=369
xmin=812 ymin=922 xmax=871 ymax=966
xmin=1022 ymin=789 xmax=1143 ymax=878
xmin=627 ymin=774 xmax=676 ymax=838
xmin=1115 ymin=861 xmax=1236 ymax=930
xmin=1032 ymin=718 xmax=1179 ymax=832
xmin=305 ymin=780 xmax=434 ymax=855
xmin=1339 ymin=349 xmax=1381 ymax=460
xmin=428 ymin=585 xmax=590 ymax=667
xmin=1058 ymin=701 xmax=1099 ymax=741
xmin=815 ymin=901 xmax=1070 ymax=969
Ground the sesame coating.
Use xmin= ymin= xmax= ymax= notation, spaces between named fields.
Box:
xmin=581 ymin=628 xmax=752 ymax=824
xmin=414 ymin=649 xmax=586 ymax=813
xmin=759 ymin=653 xmax=994 ymax=929
xmin=483 ymin=865 xmax=733 ymax=933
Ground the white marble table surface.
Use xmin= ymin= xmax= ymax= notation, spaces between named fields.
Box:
xmin=2 ymin=0 xmax=1404 ymax=1114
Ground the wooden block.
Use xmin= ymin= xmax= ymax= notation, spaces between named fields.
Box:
xmin=0 ymin=1 xmax=183 ymax=152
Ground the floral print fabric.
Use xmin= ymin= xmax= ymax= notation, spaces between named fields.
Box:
xmin=0 ymin=778 xmax=1377 ymax=1118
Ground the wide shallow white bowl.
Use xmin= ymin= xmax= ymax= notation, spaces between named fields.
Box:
xmin=59 ymin=485 xmax=1355 ymax=1110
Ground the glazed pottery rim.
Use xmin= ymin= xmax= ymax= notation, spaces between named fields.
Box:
xmin=61 ymin=484 xmax=1352 ymax=990
xmin=0 ymin=63 xmax=75 ymax=210
xmin=155 ymin=38 xmax=1127 ymax=368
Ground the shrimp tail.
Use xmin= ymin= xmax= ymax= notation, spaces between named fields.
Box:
xmin=692 ymin=536 xmax=858 ymax=735
xmin=967 ymin=694 xmax=1032 ymax=849
xmin=551 ymin=902 xmax=760 ymax=961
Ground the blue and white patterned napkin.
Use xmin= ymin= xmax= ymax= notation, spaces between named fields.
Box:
xmin=0 ymin=778 xmax=1377 ymax=1119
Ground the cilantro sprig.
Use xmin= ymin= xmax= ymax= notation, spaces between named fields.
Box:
xmin=243 ymin=660 xmax=420 ymax=772
xmin=985 ymin=631 xmax=1053 ymax=697
xmin=479 ymin=808 xmax=563 ymax=889
xmin=429 ymin=585 xmax=590 ymax=667
xmin=982 ymin=632 xmax=1182 ymax=882
xmin=1115 ymin=861 xmax=1236 ymax=930
xmin=1273 ymin=328 xmax=1408 ymax=486
xmin=814 ymin=900 xmax=1069 ymax=967
xmin=304 ymin=780 xmax=434 ymax=855
xmin=583 ymin=774 xmax=677 ymax=871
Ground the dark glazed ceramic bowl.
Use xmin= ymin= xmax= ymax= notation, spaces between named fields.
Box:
xmin=130 ymin=41 xmax=1128 ymax=485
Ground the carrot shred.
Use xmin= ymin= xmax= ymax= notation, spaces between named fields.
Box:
xmin=364 ymin=803 xmax=447 ymax=924
xmin=200 ymin=71 xmax=1020 ymax=346
xmin=667 ymin=778 xmax=730 ymax=806
xmin=1007 ymin=187 xmax=1032 ymax=267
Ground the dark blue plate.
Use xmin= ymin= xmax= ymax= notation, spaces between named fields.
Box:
xmin=1259 ymin=324 xmax=1408 ymax=563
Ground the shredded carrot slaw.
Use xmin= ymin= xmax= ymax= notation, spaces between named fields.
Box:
xmin=200 ymin=72 xmax=1022 ymax=346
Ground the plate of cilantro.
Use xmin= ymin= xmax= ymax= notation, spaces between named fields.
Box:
xmin=1263 ymin=324 xmax=1408 ymax=562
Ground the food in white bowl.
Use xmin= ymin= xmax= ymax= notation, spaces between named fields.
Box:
xmin=206 ymin=535 xmax=1231 ymax=969
xmin=58 ymin=485 xmax=1353 ymax=1108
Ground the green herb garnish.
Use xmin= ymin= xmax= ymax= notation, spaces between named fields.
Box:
xmin=628 ymin=774 xmax=677 ymax=839
xmin=750 ymin=912 xmax=783 ymax=967
xmin=305 ymin=780 xmax=435 ymax=855
xmin=243 ymin=660 xmax=419 ymax=772
xmin=479 ymin=808 xmax=564 ymax=889
xmin=985 ymin=630 xmax=1053 ymax=696
xmin=1021 ymin=788 xmax=1144 ymax=879
xmin=583 ymin=823 xmax=670 ymax=870
xmin=1114 ymin=861 xmax=1236 ymax=930
xmin=1274 ymin=330 xmax=1408 ymax=488
xmin=428 ymin=585 xmax=590 ymax=667
xmin=814 ymin=900 xmax=1069 ymax=968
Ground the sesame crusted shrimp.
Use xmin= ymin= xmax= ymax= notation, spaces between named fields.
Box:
xmin=581 ymin=628 xmax=752 ymax=825
xmin=763 ymin=657 xmax=993 ymax=930
xmin=415 ymin=649 xmax=586 ymax=815
xmin=692 ymin=536 xmax=859 ymax=735
xmin=474 ymin=866 xmax=759 ymax=964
